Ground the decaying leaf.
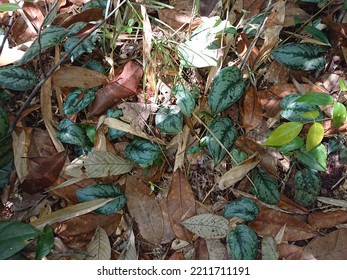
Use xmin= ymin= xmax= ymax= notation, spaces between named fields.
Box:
xmin=125 ymin=176 xmax=164 ymax=245
xmin=167 ymin=170 xmax=196 ymax=242
xmin=86 ymin=226 xmax=111 ymax=260
xmin=241 ymin=86 xmax=263 ymax=132
xmin=308 ymin=210 xmax=347 ymax=230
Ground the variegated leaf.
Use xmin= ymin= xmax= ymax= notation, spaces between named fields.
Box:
xmin=155 ymin=105 xmax=183 ymax=135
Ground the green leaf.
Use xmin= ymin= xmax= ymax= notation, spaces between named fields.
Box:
xmin=0 ymin=160 xmax=13 ymax=191
xmin=0 ymin=66 xmax=36 ymax=91
xmin=84 ymin=59 xmax=106 ymax=74
xmin=262 ymin=236 xmax=279 ymax=260
xmin=125 ymin=138 xmax=162 ymax=167
xmin=264 ymin=122 xmax=303 ymax=146
xmin=294 ymin=168 xmax=321 ymax=207
xmin=306 ymin=122 xmax=324 ymax=151
xmin=251 ymin=167 xmax=280 ymax=205
xmin=35 ymin=225 xmax=54 ymax=260
xmin=0 ymin=3 xmax=20 ymax=11
xmin=181 ymin=213 xmax=229 ymax=239
xmin=224 ymin=198 xmax=259 ymax=221
xmin=208 ymin=66 xmax=246 ymax=115
xmin=338 ymin=77 xmax=347 ymax=91
xmin=295 ymin=92 xmax=334 ymax=106
xmin=64 ymin=36 xmax=95 ymax=62
xmin=173 ymin=84 xmax=198 ymax=117
xmin=0 ymin=221 xmax=39 ymax=260
xmin=16 ymin=26 xmax=68 ymax=65
xmin=304 ymin=26 xmax=330 ymax=46
xmin=155 ymin=105 xmax=183 ymax=135
xmin=0 ymin=106 xmax=9 ymax=140
xmin=295 ymin=144 xmax=327 ymax=171
xmin=227 ymin=225 xmax=258 ymax=260
xmin=63 ymin=88 xmax=97 ymax=115
xmin=280 ymin=94 xmax=322 ymax=122
xmin=278 ymin=136 xmax=304 ymax=154
xmin=230 ymin=148 xmax=248 ymax=167
xmin=333 ymin=102 xmax=347 ymax=127
xmin=56 ymin=118 xmax=90 ymax=147
xmin=76 ymin=184 xmax=126 ymax=215
xmin=206 ymin=117 xmax=238 ymax=166
xmin=271 ymin=43 xmax=326 ymax=71
xmin=106 ymin=109 xmax=126 ymax=140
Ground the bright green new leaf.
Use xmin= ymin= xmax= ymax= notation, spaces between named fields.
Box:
xmin=300 ymin=110 xmax=320 ymax=119
xmin=76 ymin=184 xmax=126 ymax=215
xmin=224 ymin=198 xmax=259 ymax=221
xmin=227 ymin=225 xmax=258 ymax=260
xmin=0 ymin=221 xmax=39 ymax=260
xmin=35 ymin=225 xmax=54 ymax=260
xmin=0 ymin=66 xmax=36 ymax=91
xmin=0 ymin=3 xmax=20 ymax=11
xmin=333 ymin=102 xmax=347 ymax=127
xmin=306 ymin=122 xmax=324 ymax=151
xmin=264 ymin=122 xmax=303 ymax=146
xmin=295 ymin=92 xmax=334 ymax=106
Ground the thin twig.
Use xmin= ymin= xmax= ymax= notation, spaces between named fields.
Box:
xmin=7 ymin=0 xmax=126 ymax=135
xmin=0 ymin=15 xmax=15 ymax=56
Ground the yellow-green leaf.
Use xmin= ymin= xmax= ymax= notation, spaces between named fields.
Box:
xmin=333 ymin=102 xmax=347 ymax=127
xmin=264 ymin=122 xmax=303 ymax=146
xmin=306 ymin=122 xmax=324 ymax=151
xmin=300 ymin=110 xmax=320 ymax=119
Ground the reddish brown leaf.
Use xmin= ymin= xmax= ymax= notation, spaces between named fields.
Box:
xmin=167 ymin=170 xmax=196 ymax=242
xmin=125 ymin=176 xmax=164 ymax=245
xmin=194 ymin=238 xmax=209 ymax=260
xmin=61 ymin=8 xmax=104 ymax=28
xmin=20 ymin=151 xmax=67 ymax=194
xmin=278 ymin=194 xmax=309 ymax=215
xmin=277 ymin=243 xmax=303 ymax=260
xmin=308 ymin=210 xmax=347 ymax=230
xmin=243 ymin=0 xmax=266 ymax=18
xmin=235 ymin=136 xmax=278 ymax=177
xmin=157 ymin=194 xmax=176 ymax=244
xmin=168 ymin=251 xmax=186 ymax=260
xmin=237 ymin=34 xmax=259 ymax=69
xmin=301 ymin=229 xmax=347 ymax=260
xmin=241 ymin=86 xmax=263 ymax=132
xmin=90 ymin=61 xmax=143 ymax=115
xmin=249 ymin=209 xmax=318 ymax=241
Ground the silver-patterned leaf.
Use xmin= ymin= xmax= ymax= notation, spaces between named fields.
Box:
xmin=224 ymin=198 xmax=259 ymax=221
xmin=86 ymin=226 xmax=111 ymax=260
xmin=173 ymin=83 xmax=199 ymax=117
xmin=294 ymin=168 xmax=321 ymax=207
xmin=155 ymin=105 xmax=183 ymax=135
xmin=0 ymin=66 xmax=36 ymax=91
xmin=125 ymin=138 xmax=162 ymax=167
xmin=63 ymin=87 xmax=97 ymax=115
xmin=208 ymin=66 xmax=246 ymax=115
xmin=206 ymin=117 xmax=237 ymax=166
xmin=84 ymin=151 xmax=133 ymax=177
xmin=181 ymin=213 xmax=229 ymax=239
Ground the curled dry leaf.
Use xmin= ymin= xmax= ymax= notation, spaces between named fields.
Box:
xmin=301 ymin=229 xmax=347 ymax=260
xmin=90 ymin=61 xmax=143 ymax=115
xmin=125 ymin=176 xmax=164 ymax=245
xmin=167 ymin=170 xmax=196 ymax=242
xmin=308 ymin=210 xmax=347 ymax=230
xmin=52 ymin=66 xmax=107 ymax=89
xmin=249 ymin=209 xmax=318 ymax=242
xmin=19 ymin=151 xmax=67 ymax=194
xmin=241 ymin=86 xmax=263 ymax=132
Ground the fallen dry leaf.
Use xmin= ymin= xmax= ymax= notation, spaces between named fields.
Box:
xmin=52 ymin=66 xmax=107 ymax=89
xmin=308 ymin=210 xmax=347 ymax=230
xmin=277 ymin=194 xmax=309 ymax=215
xmin=237 ymin=33 xmax=259 ymax=70
xmin=157 ymin=193 xmax=176 ymax=244
xmin=241 ymin=86 xmax=263 ymax=132
xmin=90 ymin=61 xmax=143 ymax=115
xmin=61 ymin=8 xmax=104 ymax=28
xmin=283 ymin=1 xmax=310 ymax=27
xmin=301 ymin=229 xmax=347 ymax=260
xmin=125 ymin=176 xmax=164 ymax=245
xmin=243 ymin=0 xmax=266 ymax=19
xmin=249 ymin=209 xmax=318 ymax=241
xmin=19 ymin=151 xmax=67 ymax=194
xmin=167 ymin=170 xmax=196 ymax=242
xmin=277 ymin=243 xmax=303 ymax=260
xmin=194 ymin=238 xmax=209 ymax=260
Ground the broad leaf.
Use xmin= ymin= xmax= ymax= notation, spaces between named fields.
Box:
xmin=83 ymin=151 xmax=133 ymax=177
xmin=271 ymin=43 xmax=326 ymax=71
xmin=208 ymin=66 xmax=246 ymax=115
xmin=63 ymin=87 xmax=97 ymax=115
xmin=64 ymin=36 xmax=95 ymax=62
xmin=173 ymin=83 xmax=199 ymax=117
xmin=278 ymin=136 xmax=304 ymax=154
xmin=206 ymin=117 xmax=238 ymax=166
xmin=16 ymin=26 xmax=68 ymax=65
xmin=106 ymin=109 xmax=126 ymax=140
xmin=227 ymin=225 xmax=258 ymax=260
xmin=86 ymin=226 xmax=111 ymax=260
xmin=224 ymin=198 xmax=259 ymax=221
xmin=295 ymin=144 xmax=327 ymax=171
xmin=0 ymin=221 xmax=39 ymax=260
xmin=0 ymin=66 xmax=36 ymax=91
xmin=0 ymin=3 xmax=20 ymax=11
xmin=304 ymin=25 xmax=330 ymax=46
xmin=333 ymin=102 xmax=346 ymax=127
xmin=76 ymin=184 xmax=126 ymax=215
xmin=155 ymin=105 xmax=183 ymax=134
xmin=294 ymin=168 xmax=321 ymax=207
xmin=262 ymin=236 xmax=279 ymax=260
xmin=125 ymin=138 xmax=162 ymax=167
xmin=264 ymin=122 xmax=303 ymax=146
xmin=250 ymin=167 xmax=280 ymax=205
xmin=306 ymin=122 xmax=324 ymax=151
xmin=182 ymin=213 xmax=229 ymax=239
xmin=56 ymin=118 xmax=90 ymax=147
xmin=230 ymin=148 xmax=248 ymax=167
xmin=295 ymin=92 xmax=334 ymax=106
xmin=35 ymin=225 xmax=54 ymax=260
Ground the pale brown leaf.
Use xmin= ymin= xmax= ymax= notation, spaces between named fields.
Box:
xmin=167 ymin=170 xmax=196 ymax=242
xmin=308 ymin=210 xmax=347 ymax=230
xmin=61 ymin=8 xmax=104 ymax=28
xmin=125 ymin=176 xmax=164 ymax=245
xmin=241 ymin=86 xmax=263 ymax=132
xmin=277 ymin=243 xmax=303 ymax=260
